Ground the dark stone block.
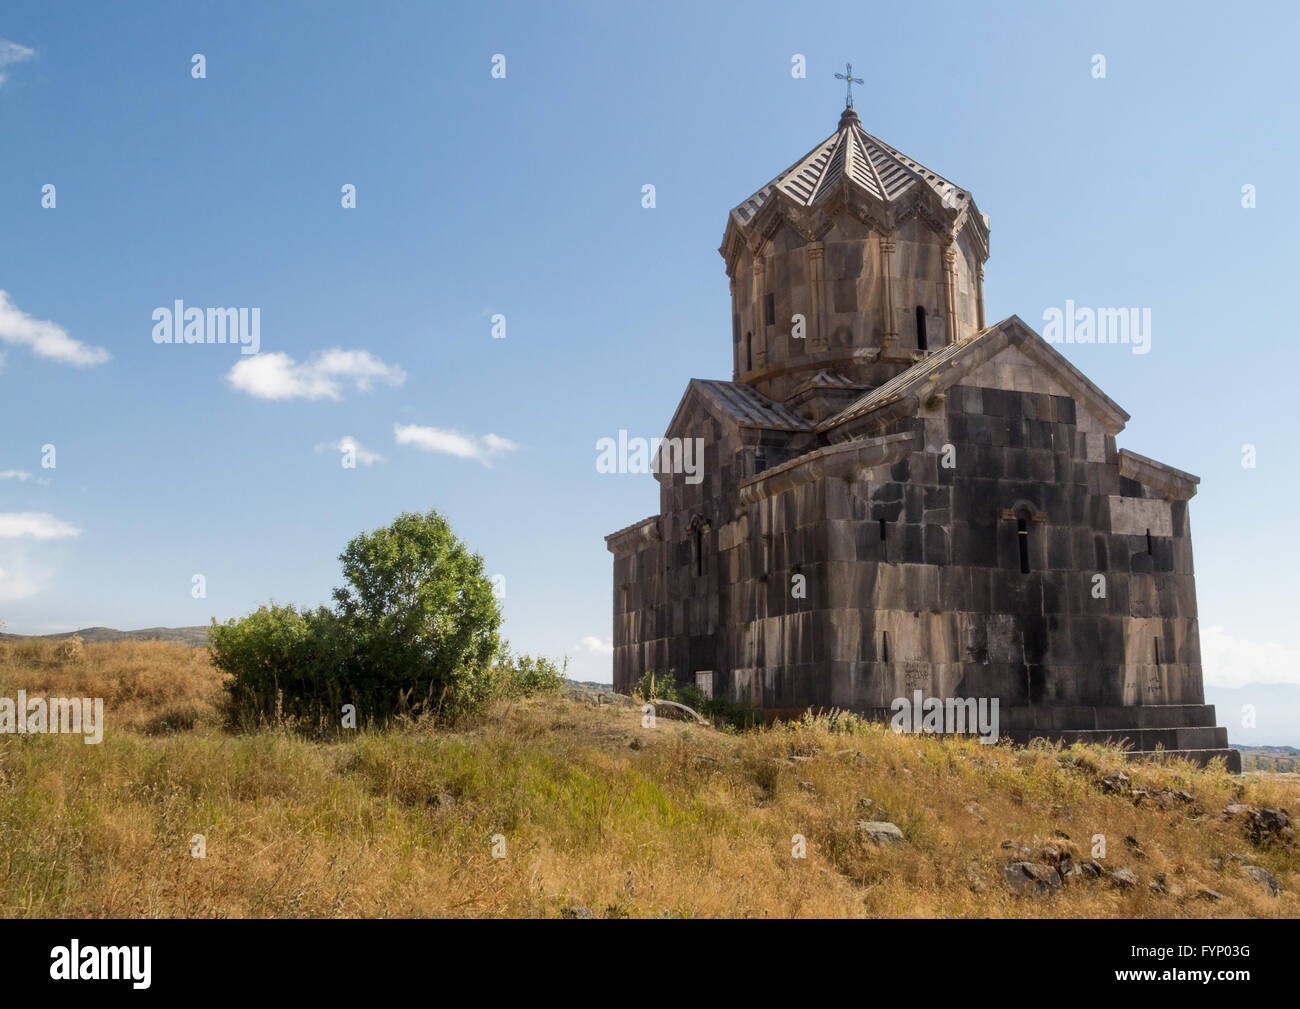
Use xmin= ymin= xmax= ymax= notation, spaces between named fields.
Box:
xmin=903 ymin=523 xmax=924 ymax=564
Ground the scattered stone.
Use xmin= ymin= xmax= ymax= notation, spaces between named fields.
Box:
xmin=1149 ymin=872 xmax=1168 ymax=896
xmin=798 ymin=781 xmax=816 ymax=794
xmin=560 ymin=905 xmax=593 ymax=918
xmin=964 ymin=862 xmax=987 ymax=894
xmin=431 ymin=793 xmax=456 ymax=808
xmin=1110 ymin=868 xmax=1138 ymax=890
xmin=1241 ymin=865 xmax=1280 ymax=896
xmin=1229 ymin=852 xmax=1253 ymax=866
xmin=1197 ymin=889 xmax=1224 ymax=902
xmin=1080 ymin=860 xmax=1103 ymax=880
xmin=628 ymin=737 xmax=643 ymax=750
xmin=963 ymin=804 xmax=985 ymax=823
xmin=1000 ymin=840 xmax=1033 ymax=859
xmin=693 ymin=753 xmax=720 ymax=766
xmin=858 ymin=820 xmax=905 ymax=844
xmin=1221 ymin=804 xmax=1293 ymax=844
xmin=1051 ymin=829 xmax=1071 ymax=840
xmin=1101 ymin=772 xmax=1131 ymax=794
xmin=1208 ymin=857 xmax=1224 ymax=872
xmin=1039 ymin=844 xmax=1062 ymax=865
xmin=1002 ymin=861 xmax=1063 ymax=897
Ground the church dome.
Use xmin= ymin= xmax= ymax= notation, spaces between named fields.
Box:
xmin=719 ymin=105 xmax=990 ymax=402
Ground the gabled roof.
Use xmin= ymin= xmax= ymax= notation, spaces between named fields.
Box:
xmin=674 ymin=379 xmax=815 ymax=433
xmin=820 ymin=315 xmax=1131 ymax=436
xmin=729 ymin=107 xmax=971 ymax=228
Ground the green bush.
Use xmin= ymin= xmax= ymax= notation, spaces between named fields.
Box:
xmin=493 ymin=651 xmax=567 ymax=698
xmin=210 ymin=603 xmax=346 ymax=728
xmin=211 ymin=510 xmax=504 ymax=729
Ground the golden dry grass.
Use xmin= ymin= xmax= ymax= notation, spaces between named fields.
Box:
xmin=0 ymin=639 xmax=1296 ymax=918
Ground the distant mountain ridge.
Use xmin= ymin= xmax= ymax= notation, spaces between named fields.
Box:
xmin=0 ymin=625 xmax=210 ymax=647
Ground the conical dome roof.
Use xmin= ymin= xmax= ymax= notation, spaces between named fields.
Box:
xmin=729 ymin=108 xmax=972 ymax=227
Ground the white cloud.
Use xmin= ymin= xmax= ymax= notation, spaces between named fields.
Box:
xmin=0 ymin=39 xmax=35 ymax=85
xmin=314 ymin=435 xmax=385 ymax=465
xmin=0 ymin=470 xmax=33 ymax=481
xmin=0 ymin=291 xmax=110 ymax=366
xmin=394 ymin=424 xmax=518 ymax=465
xmin=1201 ymin=625 xmax=1300 ymax=688
xmin=573 ymin=636 xmax=613 ymax=656
xmin=0 ymin=512 xmax=81 ymax=540
xmin=227 ymin=349 xmax=406 ymax=400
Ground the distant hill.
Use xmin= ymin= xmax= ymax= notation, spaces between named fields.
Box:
xmin=0 ymin=625 xmax=209 ymax=648
xmin=1206 ymin=683 xmax=1300 ymax=748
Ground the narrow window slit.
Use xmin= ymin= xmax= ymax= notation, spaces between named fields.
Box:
xmin=881 ymin=631 xmax=891 ymax=663
xmin=1017 ymin=517 xmax=1030 ymax=574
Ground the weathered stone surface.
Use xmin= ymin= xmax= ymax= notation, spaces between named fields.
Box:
xmin=858 ymin=820 xmax=905 ymax=844
xmin=1110 ymin=868 xmax=1138 ymax=890
xmin=1241 ymin=865 xmax=1280 ymax=896
xmin=606 ymin=106 xmax=1237 ymax=773
xmin=1002 ymin=861 xmax=1063 ymax=897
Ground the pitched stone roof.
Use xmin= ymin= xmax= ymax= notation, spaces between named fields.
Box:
xmin=729 ymin=107 xmax=971 ymax=228
xmin=690 ymin=379 xmax=815 ymax=431
xmin=820 ymin=315 xmax=1131 ymax=435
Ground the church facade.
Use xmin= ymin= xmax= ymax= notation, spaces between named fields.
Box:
xmin=606 ymin=103 xmax=1237 ymax=769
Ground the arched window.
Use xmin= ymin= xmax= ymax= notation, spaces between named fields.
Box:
xmin=1017 ymin=517 xmax=1030 ymax=573
xmin=916 ymin=306 xmax=928 ymax=352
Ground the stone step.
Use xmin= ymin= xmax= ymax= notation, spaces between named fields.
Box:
xmin=1006 ymin=725 xmax=1228 ymax=751
xmin=1000 ymin=704 xmax=1221 ymax=732
xmin=1124 ymin=748 xmax=1242 ymax=774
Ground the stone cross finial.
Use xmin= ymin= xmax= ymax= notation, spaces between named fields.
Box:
xmin=835 ymin=62 xmax=864 ymax=109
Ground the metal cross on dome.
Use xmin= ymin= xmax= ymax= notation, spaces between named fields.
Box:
xmin=835 ymin=62 xmax=864 ymax=109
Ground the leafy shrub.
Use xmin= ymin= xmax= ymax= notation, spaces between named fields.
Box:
xmin=493 ymin=652 xmax=567 ymax=698
xmin=210 ymin=603 xmax=345 ymax=728
xmin=211 ymin=510 xmax=503 ymax=729
xmin=632 ymin=669 xmax=678 ymax=703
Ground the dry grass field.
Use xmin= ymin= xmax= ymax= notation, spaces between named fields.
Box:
xmin=0 ymin=638 xmax=1296 ymax=918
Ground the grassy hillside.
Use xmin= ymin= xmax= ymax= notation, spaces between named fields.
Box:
xmin=0 ymin=638 xmax=1296 ymax=918
xmin=0 ymin=625 xmax=210 ymax=648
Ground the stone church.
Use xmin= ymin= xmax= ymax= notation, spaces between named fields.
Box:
xmin=606 ymin=99 xmax=1237 ymax=769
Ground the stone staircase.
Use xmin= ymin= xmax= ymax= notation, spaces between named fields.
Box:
xmin=1001 ymin=704 xmax=1240 ymax=772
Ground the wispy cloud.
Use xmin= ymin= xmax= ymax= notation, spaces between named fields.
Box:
xmin=0 ymin=291 xmax=110 ymax=366
xmin=0 ymin=470 xmax=33 ymax=481
xmin=227 ymin=349 xmax=405 ymax=400
xmin=314 ymin=435 xmax=385 ymax=465
xmin=1201 ymin=625 xmax=1300 ymax=688
xmin=394 ymin=424 xmax=517 ymax=465
xmin=573 ymin=636 xmax=613 ymax=656
xmin=0 ymin=512 xmax=81 ymax=540
xmin=0 ymin=39 xmax=35 ymax=86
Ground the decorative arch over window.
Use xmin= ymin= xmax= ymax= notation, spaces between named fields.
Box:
xmin=687 ymin=514 xmax=711 ymax=578
xmin=999 ymin=501 xmax=1046 ymax=574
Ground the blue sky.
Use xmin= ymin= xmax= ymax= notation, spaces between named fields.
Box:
xmin=1 ymin=0 xmax=1297 ymax=705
